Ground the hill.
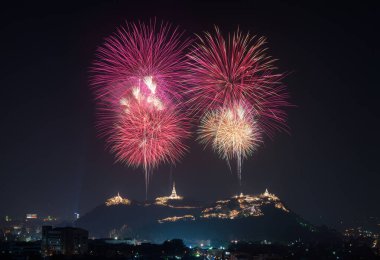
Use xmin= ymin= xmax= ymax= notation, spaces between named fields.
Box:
xmin=76 ymin=188 xmax=341 ymax=244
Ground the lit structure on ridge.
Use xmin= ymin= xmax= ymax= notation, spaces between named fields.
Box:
xmin=155 ymin=182 xmax=183 ymax=206
xmin=260 ymin=188 xmax=280 ymax=201
xmin=105 ymin=193 xmax=131 ymax=206
xmin=158 ymin=215 xmax=195 ymax=223
xmin=201 ymin=189 xmax=289 ymax=219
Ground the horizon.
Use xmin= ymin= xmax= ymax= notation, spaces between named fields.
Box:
xmin=1 ymin=0 xmax=379 ymax=232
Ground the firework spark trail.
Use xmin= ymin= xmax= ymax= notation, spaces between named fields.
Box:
xmin=189 ymin=27 xmax=289 ymax=184
xmin=91 ymin=20 xmax=190 ymax=198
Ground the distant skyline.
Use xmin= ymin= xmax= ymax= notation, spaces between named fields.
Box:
xmin=0 ymin=1 xmax=379 ymax=228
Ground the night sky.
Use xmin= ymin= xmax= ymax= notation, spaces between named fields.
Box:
xmin=1 ymin=1 xmax=379 ymax=228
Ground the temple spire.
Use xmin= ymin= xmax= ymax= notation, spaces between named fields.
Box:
xmin=155 ymin=181 xmax=183 ymax=205
xmin=171 ymin=182 xmax=177 ymax=197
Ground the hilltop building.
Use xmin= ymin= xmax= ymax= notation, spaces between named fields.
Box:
xmin=105 ymin=193 xmax=131 ymax=206
xmin=155 ymin=182 xmax=183 ymax=205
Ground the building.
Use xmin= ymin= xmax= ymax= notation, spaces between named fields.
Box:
xmin=155 ymin=182 xmax=183 ymax=205
xmin=41 ymin=226 xmax=88 ymax=256
xmin=105 ymin=193 xmax=131 ymax=206
xmin=26 ymin=214 xmax=38 ymax=220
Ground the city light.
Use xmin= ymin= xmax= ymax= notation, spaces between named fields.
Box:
xmin=26 ymin=214 xmax=37 ymax=219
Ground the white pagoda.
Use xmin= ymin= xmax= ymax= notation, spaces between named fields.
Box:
xmin=155 ymin=182 xmax=183 ymax=205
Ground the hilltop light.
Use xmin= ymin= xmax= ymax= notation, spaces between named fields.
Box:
xmin=158 ymin=215 xmax=195 ymax=223
xmin=155 ymin=182 xmax=183 ymax=205
xmin=201 ymin=189 xmax=289 ymax=219
xmin=105 ymin=193 xmax=131 ymax=206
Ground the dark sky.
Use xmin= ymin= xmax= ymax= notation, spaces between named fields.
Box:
xmin=0 ymin=1 xmax=379 ymax=228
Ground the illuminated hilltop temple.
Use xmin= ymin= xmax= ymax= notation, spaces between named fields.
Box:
xmin=201 ymin=189 xmax=289 ymax=219
xmin=99 ymin=188 xmax=290 ymax=227
xmin=261 ymin=188 xmax=280 ymax=200
xmin=155 ymin=182 xmax=183 ymax=206
xmin=105 ymin=193 xmax=131 ymax=206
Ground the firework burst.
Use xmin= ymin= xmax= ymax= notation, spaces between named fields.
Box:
xmin=187 ymin=27 xmax=288 ymax=136
xmin=91 ymin=20 xmax=190 ymax=197
xmin=198 ymin=103 xmax=262 ymax=182
xmin=188 ymin=27 xmax=289 ymax=183
xmin=92 ymin=20 xmax=190 ymax=103
xmin=110 ymin=95 xmax=189 ymax=194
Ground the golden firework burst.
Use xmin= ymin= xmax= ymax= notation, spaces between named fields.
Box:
xmin=198 ymin=104 xmax=262 ymax=165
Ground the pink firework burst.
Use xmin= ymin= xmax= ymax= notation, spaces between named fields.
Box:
xmin=109 ymin=100 xmax=189 ymax=194
xmin=90 ymin=20 xmax=190 ymax=197
xmin=91 ymin=20 xmax=190 ymax=104
xmin=111 ymin=105 xmax=188 ymax=169
xmin=187 ymin=27 xmax=289 ymax=136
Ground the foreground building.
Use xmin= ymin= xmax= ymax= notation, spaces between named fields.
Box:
xmin=41 ymin=226 xmax=88 ymax=256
